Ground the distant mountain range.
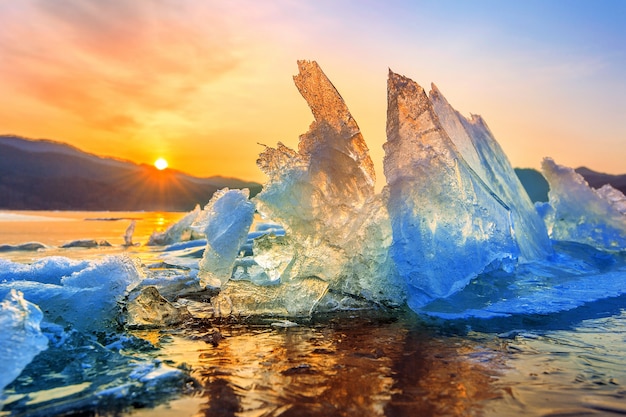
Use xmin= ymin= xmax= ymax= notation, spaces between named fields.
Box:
xmin=0 ymin=135 xmax=262 ymax=211
xmin=1 ymin=135 xmax=623 ymax=210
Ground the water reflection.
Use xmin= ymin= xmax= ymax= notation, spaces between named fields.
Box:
xmin=134 ymin=316 xmax=507 ymax=417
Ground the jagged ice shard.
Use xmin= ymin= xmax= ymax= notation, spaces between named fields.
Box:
xmin=0 ymin=290 xmax=48 ymax=394
xmin=196 ymin=188 xmax=255 ymax=288
xmin=540 ymin=157 xmax=626 ymax=250
xmin=383 ymin=71 xmax=520 ymax=310
xmin=217 ymin=60 xmax=403 ymax=316
xmin=147 ymin=204 xmax=202 ymax=246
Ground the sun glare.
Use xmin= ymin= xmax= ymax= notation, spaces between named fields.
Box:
xmin=154 ymin=157 xmax=168 ymax=170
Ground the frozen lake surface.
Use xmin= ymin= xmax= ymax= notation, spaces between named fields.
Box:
xmin=1 ymin=211 xmax=626 ymax=417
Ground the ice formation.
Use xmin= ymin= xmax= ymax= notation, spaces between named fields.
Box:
xmin=234 ymin=60 xmax=402 ymax=315
xmin=539 ymin=157 xmax=626 ymax=250
xmin=0 ymin=256 xmax=89 ymax=285
xmin=0 ymin=290 xmax=48 ymax=393
xmin=123 ymin=220 xmax=136 ymax=246
xmin=384 ymin=71 xmax=519 ymax=310
xmin=596 ymin=184 xmax=626 ymax=215
xmin=196 ymin=188 xmax=255 ymax=288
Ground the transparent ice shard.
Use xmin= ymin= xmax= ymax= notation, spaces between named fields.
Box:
xmin=147 ymin=204 xmax=202 ymax=246
xmin=430 ymin=85 xmax=552 ymax=262
xmin=123 ymin=220 xmax=136 ymax=247
xmin=0 ymin=289 xmax=48 ymax=393
xmin=597 ymin=184 xmax=626 ymax=215
xmin=251 ymin=233 xmax=294 ymax=283
xmin=252 ymin=60 xmax=403 ymax=312
xmin=124 ymin=286 xmax=190 ymax=329
xmin=384 ymin=70 xmax=519 ymax=310
xmin=196 ymin=188 xmax=255 ymax=288
xmin=211 ymin=277 xmax=329 ymax=318
xmin=255 ymin=60 xmax=376 ymax=240
xmin=541 ymin=158 xmax=626 ymax=250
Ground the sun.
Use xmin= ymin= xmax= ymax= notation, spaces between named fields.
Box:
xmin=154 ymin=157 xmax=168 ymax=170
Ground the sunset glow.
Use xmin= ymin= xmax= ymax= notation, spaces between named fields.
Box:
xmin=0 ymin=1 xmax=624 ymax=184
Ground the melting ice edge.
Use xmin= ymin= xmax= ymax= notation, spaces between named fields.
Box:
xmin=2 ymin=60 xmax=626 ymax=409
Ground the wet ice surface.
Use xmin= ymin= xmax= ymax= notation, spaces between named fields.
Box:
xmin=6 ymin=307 xmax=626 ymax=417
xmin=487 ymin=306 xmax=626 ymax=417
xmin=128 ymin=314 xmax=509 ymax=417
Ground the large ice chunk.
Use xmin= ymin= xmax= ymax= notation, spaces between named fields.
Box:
xmin=251 ymin=60 xmax=403 ymax=312
xmin=383 ymin=70 xmax=519 ymax=310
xmin=0 ymin=289 xmax=48 ymax=393
xmin=211 ymin=277 xmax=329 ymax=318
xmin=124 ymin=286 xmax=190 ymax=329
xmin=540 ymin=158 xmax=626 ymax=250
xmin=196 ymin=188 xmax=255 ymax=288
xmin=255 ymin=60 xmax=376 ymax=238
xmin=0 ymin=256 xmax=143 ymax=332
xmin=430 ymin=85 xmax=552 ymax=262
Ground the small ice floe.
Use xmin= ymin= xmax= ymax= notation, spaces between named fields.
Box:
xmin=61 ymin=239 xmax=110 ymax=248
xmin=0 ymin=242 xmax=47 ymax=252
xmin=271 ymin=320 xmax=299 ymax=328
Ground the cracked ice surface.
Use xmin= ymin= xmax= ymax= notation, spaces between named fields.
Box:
xmin=384 ymin=70 xmax=519 ymax=310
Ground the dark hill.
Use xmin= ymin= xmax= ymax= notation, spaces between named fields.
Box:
xmin=514 ymin=168 xmax=550 ymax=202
xmin=0 ymin=135 xmax=262 ymax=211
xmin=574 ymin=167 xmax=626 ymax=194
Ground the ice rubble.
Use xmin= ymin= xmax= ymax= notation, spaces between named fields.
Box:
xmin=539 ymin=157 xmax=626 ymax=250
xmin=0 ymin=256 xmax=143 ymax=332
xmin=0 ymin=255 xmax=187 ymax=399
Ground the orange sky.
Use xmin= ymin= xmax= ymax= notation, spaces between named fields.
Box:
xmin=1 ymin=1 xmax=625 ymax=186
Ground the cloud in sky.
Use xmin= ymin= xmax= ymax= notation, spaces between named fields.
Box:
xmin=0 ymin=0 xmax=240 ymax=131
xmin=0 ymin=0 xmax=624 ymax=182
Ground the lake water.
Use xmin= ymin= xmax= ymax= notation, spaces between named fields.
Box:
xmin=1 ymin=211 xmax=626 ymax=416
